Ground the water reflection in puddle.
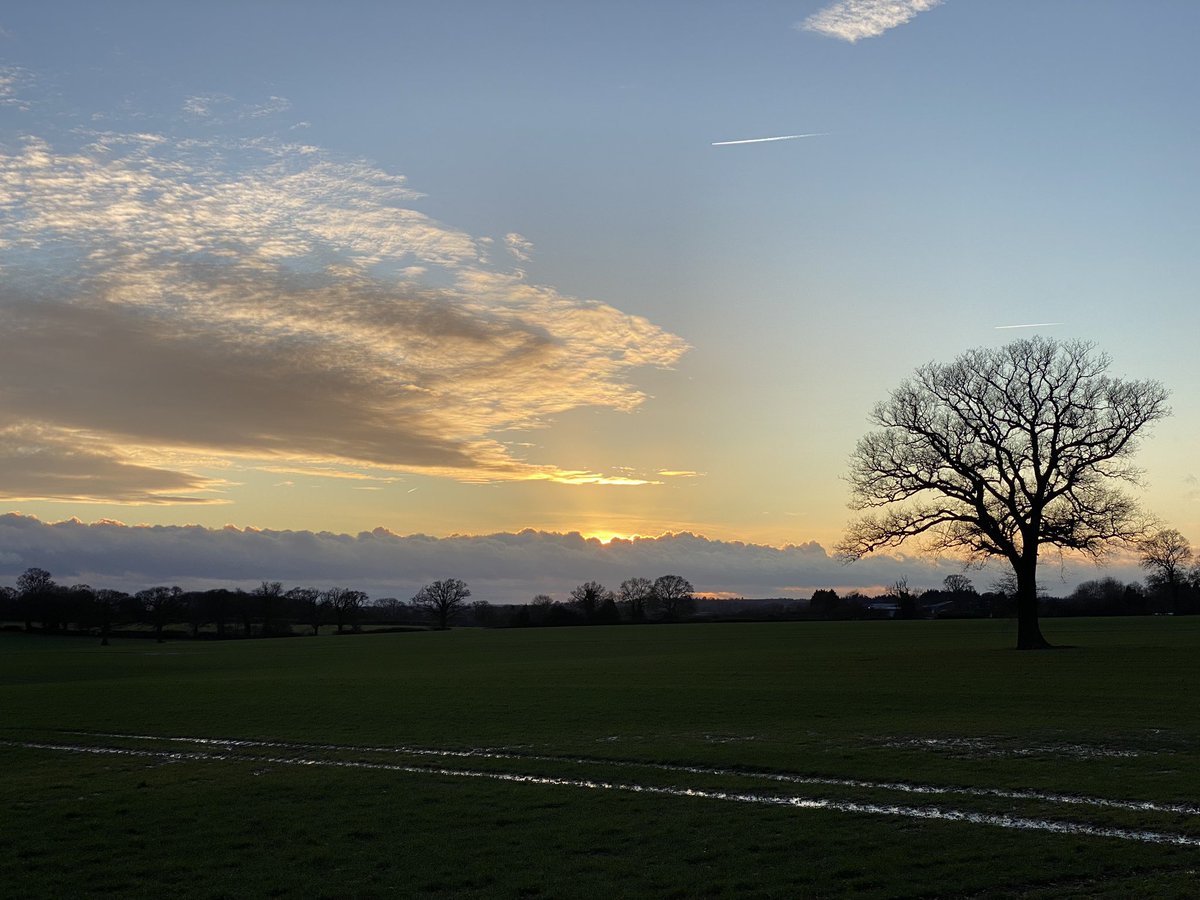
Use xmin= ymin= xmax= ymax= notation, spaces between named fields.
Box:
xmin=5 ymin=736 xmax=1199 ymax=849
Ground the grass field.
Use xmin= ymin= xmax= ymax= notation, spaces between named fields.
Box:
xmin=2 ymin=617 xmax=1199 ymax=898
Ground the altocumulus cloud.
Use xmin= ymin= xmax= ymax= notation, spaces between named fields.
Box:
xmin=0 ymin=513 xmax=1023 ymax=603
xmin=800 ymin=0 xmax=944 ymax=43
xmin=0 ymin=111 xmax=687 ymax=502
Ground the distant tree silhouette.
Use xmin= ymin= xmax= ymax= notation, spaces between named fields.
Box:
xmin=231 ymin=589 xmax=256 ymax=637
xmin=618 ymin=577 xmax=654 ymax=622
xmin=650 ymin=575 xmax=695 ymax=621
xmin=887 ymin=577 xmax=917 ymax=619
xmin=942 ymin=574 xmax=976 ymax=597
xmin=413 ymin=579 xmax=470 ymax=629
xmin=287 ymin=587 xmax=324 ymax=635
xmin=1070 ymin=577 xmax=1136 ymax=615
xmin=838 ymin=338 xmax=1169 ymax=649
xmin=17 ymin=567 xmax=55 ymax=632
xmin=596 ymin=594 xmax=621 ymax=624
xmin=93 ymin=589 xmax=127 ymax=645
xmin=323 ymin=587 xmax=366 ymax=634
xmin=0 ymin=586 xmax=15 ymax=625
xmin=569 ymin=581 xmax=613 ymax=623
xmin=470 ymin=600 xmax=497 ymax=627
xmin=809 ymin=588 xmax=839 ymax=619
xmin=527 ymin=594 xmax=555 ymax=626
xmin=1139 ymin=529 xmax=1193 ymax=614
xmin=371 ymin=596 xmax=408 ymax=623
xmin=179 ymin=590 xmax=208 ymax=638
xmin=66 ymin=584 xmax=95 ymax=634
xmin=136 ymin=586 xmax=183 ymax=642
xmin=253 ymin=581 xmax=287 ymax=636
xmin=201 ymin=589 xmax=239 ymax=638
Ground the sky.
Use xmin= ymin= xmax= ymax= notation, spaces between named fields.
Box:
xmin=1 ymin=1 xmax=1197 ymax=602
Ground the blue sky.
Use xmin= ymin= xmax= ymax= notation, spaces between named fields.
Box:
xmin=1 ymin=1 xmax=1196 ymax=600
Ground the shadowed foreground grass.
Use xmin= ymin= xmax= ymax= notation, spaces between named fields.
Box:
xmin=2 ymin=617 xmax=1199 ymax=897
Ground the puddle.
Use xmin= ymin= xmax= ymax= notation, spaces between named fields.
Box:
xmin=62 ymin=730 xmax=1200 ymax=817
xmin=883 ymin=736 xmax=1144 ymax=759
xmin=5 ymin=737 xmax=1199 ymax=849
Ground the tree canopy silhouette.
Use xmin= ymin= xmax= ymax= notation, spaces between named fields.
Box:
xmin=1139 ymin=528 xmax=1193 ymax=614
xmin=568 ymin=581 xmax=614 ymax=622
xmin=837 ymin=337 xmax=1169 ymax=649
xmin=412 ymin=578 xmax=471 ymax=629
xmin=650 ymin=574 xmax=695 ymax=621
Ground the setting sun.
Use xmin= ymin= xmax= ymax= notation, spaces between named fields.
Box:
xmin=580 ymin=530 xmax=644 ymax=545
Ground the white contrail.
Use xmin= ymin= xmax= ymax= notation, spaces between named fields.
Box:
xmin=711 ymin=133 xmax=828 ymax=147
xmin=994 ymin=322 xmax=1064 ymax=330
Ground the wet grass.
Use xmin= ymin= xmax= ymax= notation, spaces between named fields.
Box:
xmin=2 ymin=617 xmax=1199 ymax=896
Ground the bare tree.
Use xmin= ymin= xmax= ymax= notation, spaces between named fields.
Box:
xmin=0 ymin=586 xmax=16 ymax=625
xmin=92 ymin=589 xmax=129 ymax=645
xmin=838 ymin=338 xmax=1169 ymax=649
xmin=1139 ymin=528 xmax=1193 ymax=614
xmin=650 ymin=575 xmax=695 ymax=621
xmin=16 ymin=567 xmax=55 ymax=632
xmin=886 ymin=577 xmax=916 ymax=619
xmin=286 ymin=587 xmax=324 ymax=635
xmin=253 ymin=581 xmax=286 ymax=636
xmin=618 ymin=577 xmax=654 ymax=622
xmin=528 ymin=594 xmax=555 ymax=626
xmin=136 ymin=585 xmax=181 ymax=642
xmin=942 ymin=574 xmax=976 ymax=596
xmin=322 ymin=587 xmax=366 ymax=634
xmin=412 ymin=579 xmax=470 ymax=629
xmin=568 ymin=581 xmax=613 ymax=622
xmin=371 ymin=597 xmax=408 ymax=622
xmin=179 ymin=590 xmax=207 ymax=639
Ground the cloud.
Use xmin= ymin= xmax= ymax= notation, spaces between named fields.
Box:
xmin=550 ymin=474 xmax=660 ymax=486
xmin=799 ymin=0 xmax=944 ymax=43
xmin=505 ymin=232 xmax=533 ymax=262
xmin=0 ymin=111 xmax=688 ymax=502
xmin=245 ymin=96 xmax=291 ymax=119
xmin=257 ymin=466 xmax=403 ymax=483
xmin=181 ymin=93 xmax=292 ymax=121
xmin=0 ymin=428 xmax=226 ymax=505
xmin=0 ymin=513 xmax=1138 ymax=603
xmin=0 ymin=64 xmax=33 ymax=111
xmin=182 ymin=94 xmax=232 ymax=118
xmin=1183 ymin=474 xmax=1199 ymax=504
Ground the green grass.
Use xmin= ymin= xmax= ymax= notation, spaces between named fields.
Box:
xmin=2 ymin=617 xmax=1199 ymax=897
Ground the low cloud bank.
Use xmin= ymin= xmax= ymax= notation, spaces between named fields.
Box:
xmin=0 ymin=514 xmax=1139 ymax=603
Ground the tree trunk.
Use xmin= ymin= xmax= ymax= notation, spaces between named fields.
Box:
xmin=1015 ymin=558 xmax=1051 ymax=650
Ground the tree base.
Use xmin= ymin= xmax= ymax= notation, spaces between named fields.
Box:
xmin=1016 ymin=624 xmax=1055 ymax=650
xmin=1016 ymin=637 xmax=1056 ymax=650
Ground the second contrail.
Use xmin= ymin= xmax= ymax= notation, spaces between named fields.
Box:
xmin=994 ymin=322 xmax=1064 ymax=330
xmin=711 ymin=132 xmax=828 ymax=146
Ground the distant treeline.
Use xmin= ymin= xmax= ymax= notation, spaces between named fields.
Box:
xmin=0 ymin=571 xmax=697 ymax=641
xmin=2 ymin=567 xmax=1196 ymax=642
